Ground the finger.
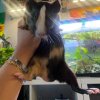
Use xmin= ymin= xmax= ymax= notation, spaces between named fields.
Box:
xmin=14 ymin=72 xmax=22 ymax=76
xmin=14 ymin=73 xmax=25 ymax=80
xmin=18 ymin=76 xmax=24 ymax=81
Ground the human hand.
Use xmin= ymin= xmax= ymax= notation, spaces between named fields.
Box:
xmin=13 ymin=20 xmax=41 ymax=66
xmin=13 ymin=19 xmax=41 ymax=81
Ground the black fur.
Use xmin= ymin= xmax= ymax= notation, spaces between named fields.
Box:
xmin=23 ymin=0 xmax=88 ymax=94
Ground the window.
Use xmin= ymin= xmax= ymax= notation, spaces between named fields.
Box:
xmin=60 ymin=21 xmax=100 ymax=75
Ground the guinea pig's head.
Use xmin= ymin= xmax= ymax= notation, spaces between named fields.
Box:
xmin=25 ymin=0 xmax=61 ymax=37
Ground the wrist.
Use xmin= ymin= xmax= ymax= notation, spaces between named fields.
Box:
xmin=13 ymin=50 xmax=32 ymax=66
xmin=8 ymin=56 xmax=28 ymax=73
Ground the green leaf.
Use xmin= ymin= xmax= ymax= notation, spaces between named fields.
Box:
xmin=80 ymin=47 xmax=88 ymax=54
xmin=0 ymin=47 xmax=14 ymax=66
xmin=74 ymin=47 xmax=82 ymax=59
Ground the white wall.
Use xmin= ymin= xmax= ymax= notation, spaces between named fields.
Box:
xmin=4 ymin=14 xmax=21 ymax=47
xmin=23 ymin=77 xmax=100 ymax=100
xmin=0 ymin=0 xmax=5 ymax=13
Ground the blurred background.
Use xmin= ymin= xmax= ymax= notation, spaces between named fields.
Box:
xmin=0 ymin=0 xmax=100 ymax=100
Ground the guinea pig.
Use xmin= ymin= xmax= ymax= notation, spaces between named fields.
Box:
xmin=21 ymin=0 xmax=90 ymax=94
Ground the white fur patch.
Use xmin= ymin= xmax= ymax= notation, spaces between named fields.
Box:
xmin=35 ymin=5 xmax=46 ymax=37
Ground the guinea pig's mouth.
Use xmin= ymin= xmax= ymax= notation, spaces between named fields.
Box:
xmin=34 ymin=0 xmax=56 ymax=3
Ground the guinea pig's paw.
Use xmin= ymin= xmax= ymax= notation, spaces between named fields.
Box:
xmin=86 ymin=88 xmax=100 ymax=94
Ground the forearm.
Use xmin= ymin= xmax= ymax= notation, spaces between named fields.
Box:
xmin=0 ymin=63 xmax=23 ymax=100
xmin=0 ymin=21 xmax=41 ymax=100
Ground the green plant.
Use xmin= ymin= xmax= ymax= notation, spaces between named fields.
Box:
xmin=0 ymin=34 xmax=11 ymax=47
xmin=63 ymin=30 xmax=100 ymax=73
xmin=0 ymin=47 xmax=14 ymax=66
xmin=0 ymin=34 xmax=14 ymax=66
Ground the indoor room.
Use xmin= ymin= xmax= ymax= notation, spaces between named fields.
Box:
xmin=0 ymin=0 xmax=100 ymax=100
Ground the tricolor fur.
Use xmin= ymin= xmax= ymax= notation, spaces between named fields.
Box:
xmin=22 ymin=0 xmax=89 ymax=94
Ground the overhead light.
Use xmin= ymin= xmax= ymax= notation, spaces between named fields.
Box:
xmin=96 ymin=0 xmax=100 ymax=1
xmin=9 ymin=8 xmax=26 ymax=13
xmin=73 ymin=0 xmax=86 ymax=3
xmin=80 ymin=0 xmax=86 ymax=1
xmin=59 ymin=22 xmax=82 ymax=33
xmin=85 ymin=20 xmax=100 ymax=29
xmin=73 ymin=0 xmax=78 ymax=3
xmin=7 ymin=8 xmax=26 ymax=18
xmin=10 ymin=9 xmax=15 ymax=12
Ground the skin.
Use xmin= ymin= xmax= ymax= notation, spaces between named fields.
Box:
xmin=0 ymin=20 xmax=41 ymax=100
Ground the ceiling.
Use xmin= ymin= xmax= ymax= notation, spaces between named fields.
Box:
xmin=1 ymin=0 xmax=100 ymax=14
xmin=64 ymin=0 xmax=100 ymax=9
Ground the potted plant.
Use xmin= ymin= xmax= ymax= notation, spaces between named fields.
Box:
xmin=0 ymin=35 xmax=14 ymax=67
